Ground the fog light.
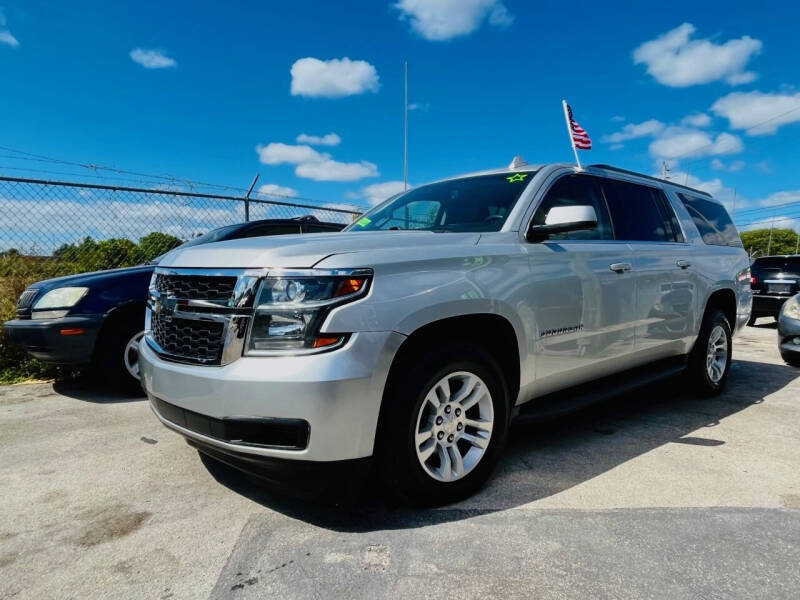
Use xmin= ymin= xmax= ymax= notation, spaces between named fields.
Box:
xmin=792 ymin=337 xmax=800 ymax=346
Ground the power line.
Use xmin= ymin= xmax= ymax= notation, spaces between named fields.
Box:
xmin=670 ymin=103 xmax=800 ymax=164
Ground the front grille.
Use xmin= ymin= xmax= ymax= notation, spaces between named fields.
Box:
xmin=151 ymin=314 xmax=225 ymax=364
xmin=154 ymin=274 xmax=237 ymax=300
xmin=16 ymin=289 xmax=39 ymax=318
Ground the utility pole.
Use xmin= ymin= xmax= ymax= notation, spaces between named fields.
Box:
xmin=661 ymin=161 xmax=670 ymax=180
xmin=767 ymin=211 xmax=776 ymax=256
xmin=403 ymin=60 xmax=408 ymax=191
xmin=795 ymin=229 xmax=799 ymax=255
xmin=244 ymin=173 xmax=259 ymax=222
xmin=732 ymin=188 xmax=737 ymax=219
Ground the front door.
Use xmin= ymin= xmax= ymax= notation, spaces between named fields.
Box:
xmin=528 ymin=173 xmax=636 ymax=396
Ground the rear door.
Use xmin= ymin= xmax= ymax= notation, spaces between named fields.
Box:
xmin=601 ymin=178 xmax=695 ymax=360
xmin=527 ymin=173 xmax=636 ymax=394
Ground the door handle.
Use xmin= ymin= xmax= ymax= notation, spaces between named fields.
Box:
xmin=609 ymin=262 xmax=632 ymax=273
xmin=676 ymin=259 xmax=691 ymax=269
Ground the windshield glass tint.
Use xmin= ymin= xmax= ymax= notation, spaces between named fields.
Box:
xmin=350 ymin=172 xmax=535 ymax=232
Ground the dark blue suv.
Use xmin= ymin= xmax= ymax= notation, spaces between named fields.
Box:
xmin=3 ymin=217 xmax=344 ymax=390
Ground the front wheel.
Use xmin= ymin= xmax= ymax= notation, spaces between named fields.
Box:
xmin=97 ymin=312 xmax=146 ymax=394
xmin=379 ymin=343 xmax=510 ymax=505
xmin=687 ymin=308 xmax=732 ymax=396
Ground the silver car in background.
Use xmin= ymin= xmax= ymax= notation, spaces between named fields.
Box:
xmin=139 ymin=162 xmax=752 ymax=504
xmin=778 ymin=293 xmax=800 ymax=366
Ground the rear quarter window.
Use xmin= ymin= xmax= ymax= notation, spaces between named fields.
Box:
xmin=679 ymin=194 xmax=743 ymax=248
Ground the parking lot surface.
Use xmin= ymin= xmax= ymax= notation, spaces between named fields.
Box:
xmin=1 ymin=323 xmax=799 ymax=599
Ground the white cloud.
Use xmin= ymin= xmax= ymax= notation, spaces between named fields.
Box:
xmin=408 ymin=102 xmax=430 ymax=111
xmin=295 ymin=159 xmax=378 ymax=182
xmin=257 ymin=183 xmax=298 ymax=198
xmin=129 ymin=48 xmax=176 ymax=69
xmin=394 ymin=0 xmax=513 ymax=41
xmin=357 ymin=181 xmax=409 ymax=206
xmin=295 ymin=133 xmax=341 ymax=146
xmin=255 ymin=142 xmax=379 ymax=182
xmin=290 ymin=57 xmax=379 ymax=98
xmin=740 ymin=215 xmax=800 ymax=234
xmin=666 ymin=171 xmax=742 ymax=213
xmin=757 ymin=190 xmax=800 ymax=208
xmin=602 ymin=119 xmax=665 ymax=144
xmin=633 ymin=23 xmax=761 ymax=87
xmin=256 ymin=143 xmax=322 ymax=165
xmin=609 ymin=144 xmax=624 ymax=151
xmin=0 ymin=9 xmax=19 ymax=47
xmin=649 ymin=128 xmax=743 ymax=160
xmin=711 ymin=91 xmax=800 ymax=135
xmin=681 ymin=113 xmax=711 ymax=127
xmin=711 ymin=158 xmax=745 ymax=172
xmin=610 ymin=115 xmax=626 ymax=122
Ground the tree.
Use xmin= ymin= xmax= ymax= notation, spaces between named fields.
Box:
xmin=740 ymin=228 xmax=800 ymax=257
xmin=138 ymin=232 xmax=183 ymax=261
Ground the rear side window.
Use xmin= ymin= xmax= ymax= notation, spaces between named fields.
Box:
xmin=679 ymin=194 xmax=743 ymax=247
xmin=601 ymin=179 xmax=675 ymax=242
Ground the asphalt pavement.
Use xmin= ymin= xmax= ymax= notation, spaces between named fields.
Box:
xmin=1 ymin=322 xmax=798 ymax=599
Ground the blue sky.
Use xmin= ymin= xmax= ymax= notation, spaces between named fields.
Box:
xmin=2 ymin=0 xmax=800 ymax=232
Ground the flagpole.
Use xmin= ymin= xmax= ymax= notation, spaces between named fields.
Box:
xmin=562 ymin=99 xmax=582 ymax=171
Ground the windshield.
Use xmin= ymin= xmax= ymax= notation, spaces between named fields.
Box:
xmin=178 ymin=223 xmax=243 ymax=248
xmin=348 ymin=172 xmax=535 ymax=233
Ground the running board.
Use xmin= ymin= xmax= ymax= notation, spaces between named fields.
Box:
xmin=514 ymin=355 xmax=689 ymax=423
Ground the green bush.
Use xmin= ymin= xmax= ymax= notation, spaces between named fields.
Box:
xmin=1 ymin=232 xmax=183 ymax=383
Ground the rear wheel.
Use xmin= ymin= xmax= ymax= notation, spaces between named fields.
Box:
xmin=379 ymin=343 xmax=510 ymax=505
xmin=687 ymin=308 xmax=732 ymax=396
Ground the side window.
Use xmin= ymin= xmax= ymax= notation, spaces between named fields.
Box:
xmin=238 ymin=224 xmax=301 ymax=238
xmin=532 ymin=174 xmax=613 ymax=240
xmin=679 ymin=194 xmax=743 ymax=247
xmin=601 ymin=179 xmax=671 ymax=242
xmin=654 ymin=190 xmax=685 ymax=243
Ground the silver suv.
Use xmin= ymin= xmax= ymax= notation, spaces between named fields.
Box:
xmin=139 ymin=162 xmax=752 ymax=504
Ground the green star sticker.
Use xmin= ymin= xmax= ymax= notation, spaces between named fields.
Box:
xmin=506 ymin=173 xmax=528 ymax=183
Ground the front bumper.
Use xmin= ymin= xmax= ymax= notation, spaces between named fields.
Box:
xmin=2 ymin=315 xmax=102 ymax=365
xmin=778 ymin=312 xmax=800 ymax=355
xmin=139 ymin=330 xmax=405 ymax=463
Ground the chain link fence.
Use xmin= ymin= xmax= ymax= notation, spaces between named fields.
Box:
xmin=0 ymin=175 xmax=362 ymax=379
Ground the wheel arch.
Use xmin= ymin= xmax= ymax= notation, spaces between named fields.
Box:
xmin=375 ymin=312 xmax=522 ymax=452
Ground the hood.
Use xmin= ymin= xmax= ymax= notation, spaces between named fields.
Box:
xmin=28 ymin=264 xmax=155 ymax=291
xmin=157 ymin=231 xmax=482 ymax=269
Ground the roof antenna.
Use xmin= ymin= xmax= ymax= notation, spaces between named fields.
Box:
xmin=509 ymin=155 xmax=528 ymax=169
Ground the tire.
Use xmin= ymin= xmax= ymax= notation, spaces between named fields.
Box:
xmin=97 ymin=311 xmax=146 ymax=394
xmin=687 ymin=308 xmax=732 ymax=396
xmin=781 ymin=352 xmax=800 ymax=368
xmin=378 ymin=342 xmax=510 ymax=506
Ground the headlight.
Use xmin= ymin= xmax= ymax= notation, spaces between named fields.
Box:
xmin=245 ymin=270 xmax=371 ymax=356
xmin=782 ymin=295 xmax=800 ymax=320
xmin=31 ymin=287 xmax=88 ymax=319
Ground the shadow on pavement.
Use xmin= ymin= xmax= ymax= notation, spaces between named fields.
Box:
xmin=53 ymin=374 xmax=146 ymax=403
xmin=199 ymin=358 xmax=799 ymax=532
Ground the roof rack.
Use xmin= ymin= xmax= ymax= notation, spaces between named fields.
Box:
xmin=589 ymin=164 xmax=712 ymax=198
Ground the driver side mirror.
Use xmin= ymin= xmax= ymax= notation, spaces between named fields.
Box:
xmin=527 ymin=205 xmax=598 ymax=242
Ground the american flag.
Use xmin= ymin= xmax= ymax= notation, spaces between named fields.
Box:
xmin=566 ymin=104 xmax=592 ymax=150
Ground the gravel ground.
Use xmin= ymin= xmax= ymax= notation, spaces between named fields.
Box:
xmin=1 ymin=323 xmax=798 ymax=599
